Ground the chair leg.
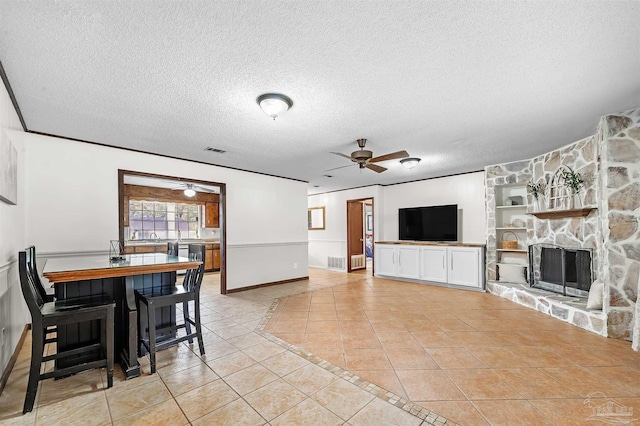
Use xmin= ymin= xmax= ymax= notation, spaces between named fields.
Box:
xmin=136 ymin=298 xmax=143 ymax=358
xmin=183 ymin=301 xmax=193 ymax=344
xmin=106 ymin=309 xmax=114 ymax=388
xmin=148 ymin=300 xmax=157 ymax=374
xmin=194 ymin=297 xmax=205 ymax=356
xmin=23 ymin=324 xmax=44 ymax=414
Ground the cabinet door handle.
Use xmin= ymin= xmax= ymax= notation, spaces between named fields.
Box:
xmin=451 ymin=256 xmax=454 ymax=270
xmin=442 ymin=255 xmax=445 ymax=269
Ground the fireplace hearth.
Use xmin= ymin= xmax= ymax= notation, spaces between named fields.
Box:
xmin=528 ymin=244 xmax=593 ymax=297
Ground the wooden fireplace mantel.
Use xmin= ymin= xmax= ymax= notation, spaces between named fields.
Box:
xmin=527 ymin=207 xmax=597 ymax=220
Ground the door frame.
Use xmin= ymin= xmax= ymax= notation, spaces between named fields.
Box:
xmin=346 ymin=197 xmax=374 ymax=273
xmin=118 ymin=169 xmax=227 ymax=294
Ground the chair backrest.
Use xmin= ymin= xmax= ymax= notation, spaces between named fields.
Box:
xmin=18 ymin=251 xmax=44 ymax=321
xmin=182 ymin=244 xmax=206 ymax=293
xmin=167 ymin=242 xmax=179 ymax=256
xmin=25 ymin=246 xmax=49 ymax=303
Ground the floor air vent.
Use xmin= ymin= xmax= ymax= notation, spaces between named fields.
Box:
xmin=327 ymin=257 xmax=345 ymax=270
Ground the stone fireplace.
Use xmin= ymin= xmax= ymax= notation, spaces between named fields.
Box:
xmin=529 ymin=244 xmax=593 ymax=297
xmin=485 ymin=107 xmax=640 ymax=347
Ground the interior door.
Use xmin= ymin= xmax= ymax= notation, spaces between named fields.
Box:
xmin=347 ymin=200 xmax=365 ymax=272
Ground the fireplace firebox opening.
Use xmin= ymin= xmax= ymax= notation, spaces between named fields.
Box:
xmin=529 ymin=244 xmax=593 ymax=297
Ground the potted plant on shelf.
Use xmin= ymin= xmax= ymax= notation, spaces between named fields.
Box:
xmin=527 ymin=179 xmax=546 ymax=212
xmin=561 ymin=166 xmax=584 ymax=209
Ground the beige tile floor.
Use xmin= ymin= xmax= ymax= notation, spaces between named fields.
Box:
xmin=265 ymin=270 xmax=640 ymax=425
xmin=3 ymin=268 xmax=640 ymax=425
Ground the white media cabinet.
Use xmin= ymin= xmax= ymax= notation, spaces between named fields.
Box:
xmin=374 ymin=242 xmax=486 ymax=290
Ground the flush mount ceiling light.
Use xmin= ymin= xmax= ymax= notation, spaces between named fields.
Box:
xmin=400 ymin=157 xmax=421 ymax=170
xmin=257 ymin=93 xmax=293 ymax=120
xmin=183 ymin=184 xmax=196 ymax=197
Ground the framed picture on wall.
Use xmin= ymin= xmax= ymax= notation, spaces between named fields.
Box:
xmin=0 ymin=130 xmax=17 ymax=205
xmin=366 ymin=213 xmax=373 ymax=233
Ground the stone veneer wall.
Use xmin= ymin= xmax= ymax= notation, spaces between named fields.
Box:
xmin=485 ymin=136 xmax=600 ymax=284
xmin=485 ymin=107 xmax=640 ymax=344
xmin=598 ymin=109 xmax=640 ymax=341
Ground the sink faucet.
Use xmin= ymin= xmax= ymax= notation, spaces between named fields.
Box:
xmin=149 ymin=232 xmax=158 ymax=241
xmin=177 ymin=230 xmax=181 ymax=242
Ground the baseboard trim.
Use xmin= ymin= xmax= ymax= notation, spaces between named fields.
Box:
xmin=226 ymin=276 xmax=309 ymax=293
xmin=0 ymin=323 xmax=30 ymax=396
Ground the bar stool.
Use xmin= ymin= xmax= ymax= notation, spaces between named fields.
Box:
xmin=25 ymin=246 xmax=58 ymax=344
xmin=167 ymin=241 xmax=178 ymax=256
xmin=25 ymin=246 xmax=54 ymax=302
xmin=135 ymin=243 xmax=206 ymax=373
xmin=18 ymin=250 xmax=115 ymax=414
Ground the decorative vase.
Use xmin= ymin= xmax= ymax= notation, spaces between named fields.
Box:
xmin=534 ymin=195 xmax=546 ymax=212
xmin=568 ymin=192 xmax=581 ymax=209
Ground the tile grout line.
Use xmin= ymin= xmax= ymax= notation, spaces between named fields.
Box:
xmin=255 ymin=286 xmax=459 ymax=426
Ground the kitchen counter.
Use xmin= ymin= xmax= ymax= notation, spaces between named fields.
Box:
xmin=125 ymin=239 xmax=218 ymax=246
xmin=124 ymin=240 xmax=220 ymax=271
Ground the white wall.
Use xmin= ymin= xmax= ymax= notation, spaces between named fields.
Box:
xmin=0 ymin=84 xmax=29 ymax=376
xmin=308 ymin=186 xmax=382 ymax=269
xmin=308 ymin=172 xmax=487 ymax=270
xmin=24 ymin=133 xmax=309 ymax=291
xmin=381 ymin=172 xmax=486 ymax=243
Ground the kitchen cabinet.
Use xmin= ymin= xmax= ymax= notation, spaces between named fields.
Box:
xmin=123 ymin=244 xmax=167 ymax=254
xmin=204 ymin=243 xmax=221 ymax=272
xmin=375 ymin=243 xmax=484 ymax=290
xmin=213 ymin=247 xmax=220 ymax=270
xmin=205 ymin=246 xmax=213 ymax=270
xmin=204 ymin=202 xmax=219 ymax=228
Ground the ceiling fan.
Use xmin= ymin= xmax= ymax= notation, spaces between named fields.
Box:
xmin=170 ymin=182 xmax=218 ymax=197
xmin=328 ymin=139 xmax=410 ymax=173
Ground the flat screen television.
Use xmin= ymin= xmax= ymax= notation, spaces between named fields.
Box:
xmin=399 ymin=204 xmax=458 ymax=242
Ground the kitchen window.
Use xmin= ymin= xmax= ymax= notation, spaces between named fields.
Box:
xmin=129 ymin=200 xmax=200 ymax=240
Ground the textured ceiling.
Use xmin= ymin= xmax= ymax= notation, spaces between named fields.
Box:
xmin=1 ymin=1 xmax=638 ymax=194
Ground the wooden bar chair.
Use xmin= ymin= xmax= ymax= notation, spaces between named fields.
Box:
xmin=25 ymin=246 xmax=58 ymax=344
xmin=135 ymin=243 xmax=206 ymax=373
xmin=167 ymin=241 xmax=178 ymax=256
xmin=18 ymin=250 xmax=115 ymax=414
xmin=25 ymin=245 xmax=54 ymax=302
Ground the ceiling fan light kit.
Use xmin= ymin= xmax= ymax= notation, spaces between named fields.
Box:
xmin=330 ymin=139 xmax=410 ymax=174
xmin=400 ymin=157 xmax=421 ymax=170
xmin=183 ymin=184 xmax=196 ymax=197
xmin=257 ymin=93 xmax=293 ymax=120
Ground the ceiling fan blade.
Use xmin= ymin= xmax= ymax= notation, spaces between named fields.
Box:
xmin=366 ymin=163 xmax=387 ymax=173
xmin=325 ymin=164 xmax=356 ymax=172
xmin=369 ymin=150 xmax=409 ymax=163
xmin=330 ymin=152 xmax=355 ymax=161
xmin=193 ymin=184 xmax=218 ymax=193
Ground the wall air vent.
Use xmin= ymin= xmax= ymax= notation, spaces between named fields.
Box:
xmin=327 ymin=257 xmax=345 ymax=270
xmin=205 ymin=147 xmax=226 ymax=153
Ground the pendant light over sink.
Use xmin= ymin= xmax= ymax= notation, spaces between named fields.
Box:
xmin=257 ymin=93 xmax=293 ymax=120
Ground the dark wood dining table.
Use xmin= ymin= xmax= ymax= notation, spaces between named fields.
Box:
xmin=43 ymin=253 xmax=201 ymax=379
